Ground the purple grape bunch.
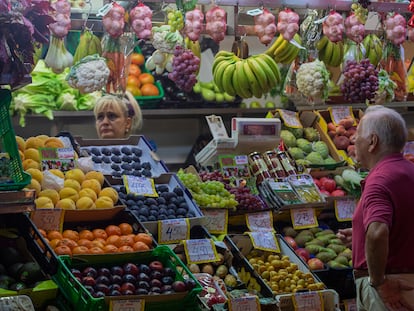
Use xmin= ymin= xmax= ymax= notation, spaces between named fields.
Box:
xmin=340 ymin=59 xmax=379 ymax=103
xmin=168 ymin=46 xmax=200 ymax=92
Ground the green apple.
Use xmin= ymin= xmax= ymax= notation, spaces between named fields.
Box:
xmin=193 ymin=82 xmax=202 ymax=94
xmin=240 ymin=102 xmax=248 ymax=108
xmin=265 ymin=101 xmax=276 ymax=108
xmin=215 ymin=93 xmax=225 ymax=102
xmin=250 ymin=101 xmax=262 ymax=108
xmin=201 ymin=88 xmax=216 ymax=101
xmin=199 ymin=81 xmax=215 ymax=90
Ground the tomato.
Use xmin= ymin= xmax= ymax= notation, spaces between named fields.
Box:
xmin=331 ymin=189 xmax=346 ymax=197
xmin=321 ymin=177 xmax=336 ymax=193
xmin=128 ymin=64 xmax=141 ymax=77
xmin=131 ymin=53 xmax=145 ymax=66
xmin=140 ymin=83 xmax=159 ymax=96
xmin=138 ymin=73 xmax=155 ymax=85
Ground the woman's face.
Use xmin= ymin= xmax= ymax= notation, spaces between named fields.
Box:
xmin=95 ymin=104 xmax=131 ymax=139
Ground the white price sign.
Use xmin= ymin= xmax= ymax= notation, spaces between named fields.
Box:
xmin=158 ymin=218 xmax=189 ymax=244
xmin=229 ymin=295 xmax=260 ymax=311
xmin=292 ymin=291 xmax=322 ymax=311
xmin=109 ymin=299 xmax=144 ymax=311
xmin=31 ymin=209 xmax=64 ymax=232
xmin=248 ymin=231 xmax=280 ymax=253
xmin=335 ymin=198 xmax=357 ymax=221
xmin=123 ymin=175 xmax=157 ymax=197
xmin=330 ymin=106 xmax=355 ymax=125
xmin=277 ymin=109 xmax=302 ymax=128
xmin=291 ymin=208 xmax=318 ymax=229
xmin=184 ymin=239 xmax=219 ymax=264
xmin=202 ymin=208 xmax=228 ymax=234
xmin=246 ymin=211 xmax=274 ymax=232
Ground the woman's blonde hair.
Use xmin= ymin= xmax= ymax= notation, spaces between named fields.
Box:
xmin=94 ymin=91 xmax=143 ymax=132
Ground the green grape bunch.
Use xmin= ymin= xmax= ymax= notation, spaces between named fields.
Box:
xmin=167 ymin=9 xmax=184 ymax=32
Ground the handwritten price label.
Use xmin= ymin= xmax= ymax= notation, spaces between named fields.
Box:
xmin=229 ymin=295 xmax=260 ymax=311
xmin=123 ymin=175 xmax=157 ymax=197
xmin=278 ymin=109 xmax=302 ymax=128
xmin=246 ymin=211 xmax=274 ymax=232
xmin=248 ymin=231 xmax=280 ymax=253
xmin=335 ymin=198 xmax=357 ymax=221
xmin=109 ymin=299 xmax=144 ymax=311
xmin=184 ymin=239 xmax=219 ymax=264
xmin=202 ymin=208 xmax=228 ymax=234
xmin=330 ymin=106 xmax=355 ymax=125
xmin=31 ymin=209 xmax=64 ymax=232
xmin=158 ymin=218 xmax=189 ymax=244
xmin=291 ymin=208 xmax=318 ymax=229
xmin=292 ymin=291 xmax=322 ymax=311
xmin=343 ymin=299 xmax=357 ymax=311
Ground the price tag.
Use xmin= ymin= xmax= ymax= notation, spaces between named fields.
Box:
xmin=158 ymin=218 xmax=189 ymax=244
xmin=277 ymin=109 xmax=303 ymax=128
xmin=292 ymin=291 xmax=323 ymax=311
xmin=39 ymin=147 xmax=75 ymax=171
xmin=343 ymin=299 xmax=357 ymax=311
xmin=248 ymin=231 xmax=280 ymax=253
xmin=218 ymin=154 xmax=251 ymax=179
xmin=335 ymin=198 xmax=357 ymax=221
xmin=246 ymin=211 xmax=274 ymax=232
xmin=291 ymin=208 xmax=318 ymax=229
xmin=109 ymin=299 xmax=144 ymax=311
xmin=123 ymin=175 xmax=157 ymax=197
xmin=329 ymin=106 xmax=355 ymax=125
xmin=202 ymin=208 xmax=228 ymax=234
xmin=31 ymin=209 xmax=64 ymax=232
xmin=229 ymin=295 xmax=260 ymax=311
xmin=184 ymin=239 xmax=219 ymax=264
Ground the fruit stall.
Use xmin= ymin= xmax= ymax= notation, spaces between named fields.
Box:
xmin=2 ymin=0 xmax=414 ymax=310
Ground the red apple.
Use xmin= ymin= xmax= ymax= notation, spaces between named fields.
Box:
xmin=307 ymin=258 xmax=324 ymax=270
xmin=295 ymin=248 xmax=310 ymax=262
xmin=283 ymin=236 xmax=298 ymax=250
xmin=149 ymin=260 xmax=164 ymax=272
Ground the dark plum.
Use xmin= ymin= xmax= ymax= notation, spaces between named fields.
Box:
xmin=92 ymin=156 xmax=102 ymax=163
xmin=95 ymin=275 xmax=110 ymax=286
xmin=139 ymin=264 xmax=151 ymax=275
xmin=121 ymin=146 xmax=132 ymax=155
xmin=101 ymin=147 xmax=111 ymax=156
xmin=122 ymin=274 xmax=137 ymax=284
xmin=95 ymin=283 xmax=110 ymax=295
xmin=135 ymin=288 xmax=149 ymax=295
xmin=82 ymin=267 xmax=97 ymax=278
xmin=123 ymin=263 xmax=139 ymax=276
xmin=111 ymin=147 xmax=121 ymax=155
xmin=161 ymin=276 xmax=174 ymax=285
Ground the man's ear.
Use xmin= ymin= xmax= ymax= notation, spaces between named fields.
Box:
xmin=368 ymin=133 xmax=379 ymax=153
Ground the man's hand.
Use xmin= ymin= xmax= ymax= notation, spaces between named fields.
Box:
xmin=337 ymin=228 xmax=352 ymax=248
xmin=376 ymin=277 xmax=414 ymax=311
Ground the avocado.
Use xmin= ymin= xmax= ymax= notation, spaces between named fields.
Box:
xmin=9 ymin=262 xmax=24 ymax=279
xmin=0 ymin=247 xmax=23 ymax=267
xmin=0 ymin=274 xmax=15 ymax=289
xmin=19 ymin=262 xmax=43 ymax=284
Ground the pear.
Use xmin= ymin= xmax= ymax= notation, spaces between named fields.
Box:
xmin=215 ymin=93 xmax=225 ymax=103
xmin=193 ymin=82 xmax=202 ymax=93
xmin=199 ymin=81 xmax=215 ymax=90
xmin=201 ymin=88 xmax=216 ymax=102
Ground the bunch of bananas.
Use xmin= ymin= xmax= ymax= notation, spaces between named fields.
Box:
xmin=362 ymin=34 xmax=383 ymax=67
xmin=73 ymin=29 xmax=102 ymax=64
xmin=212 ymin=51 xmax=282 ymax=98
xmin=316 ymin=36 xmax=344 ymax=67
xmin=238 ymin=267 xmax=261 ymax=292
xmin=265 ymin=34 xmax=302 ymax=65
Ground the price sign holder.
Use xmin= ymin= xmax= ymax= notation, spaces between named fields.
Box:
xmin=248 ymin=231 xmax=280 ymax=253
xmin=31 ymin=209 xmax=64 ymax=232
xmin=201 ymin=208 xmax=228 ymax=235
xmin=246 ymin=210 xmax=274 ymax=232
xmin=229 ymin=295 xmax=261 ymax=311
xmin=335 ymin=198 xmax=357 ymax=221
xmin=109 ymin=299 xmax=144 ymax=311
xmin=343 ymin=298 xmax=357 ymax=311
xmin=39 ymin=147 xmax=75 ymax=172
xmin=123 ymin=175 xmax=157 ymax=197
xmin=277 ymin=109 xmax=303 ymax=128
xmin=183 ymin=238 xmax=219 ymax=264
xmin=328 ymin=106 xmax=356 ymax=126
xmin=290 ymin=207 xmax=318 ymax=230
xmin=158 ymin=218 xmax=190 ymax=244
xmin=292 ymin=291 xmax=323 ymax=311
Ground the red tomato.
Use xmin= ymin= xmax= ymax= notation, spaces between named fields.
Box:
xmin=321 ymin=177 xmax=336 ymax=193
xmin=331 ymin=189 xmax=346 ymax=197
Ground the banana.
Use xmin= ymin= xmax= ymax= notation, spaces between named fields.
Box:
xmin=242 ymin=59 xmax=262 ymax=98
xmin=213 ymin=60 xmax=231 ymax=92
xmin=215 ymin=50 xmax=236 ymax=58
xmin=247 ymin=57 xmax=270 ymax=94
xmin=329 ymin=42 xmax=342 ymax=67
xmin=212 ymin=52 xmax=237 ymax=73
xmin=91 ymin=33 xmax=103 ymax=56
xmin=316 ymin=36 xmax=329 ymax=51
xmin=221 ymin=63 xmax=237 ymax=96
xmin=260 ymin=53 xmax=282 ymax=83
xmin=231 ymin=61 xmax=245 ymax=98
xmin=253 ymin=55 xmax=278 ymax=90
xmin=273 ymin=38 xmax=290 ymax=59
xmin=265 ymin=35 xmax=284 ymax=56
xmin=235 ymin=60 xmax=252 ymax=98
xmin=322 ymin=40 xmax=334 ymax=65
xmin=277 ymin=43 xmax=299 ymax=64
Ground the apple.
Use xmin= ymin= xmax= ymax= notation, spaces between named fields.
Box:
xmin=172 ymin=280 xmax=187 ymax=292
xmin=265 ymin=101 xmax=276 ymax=108
xmin=249 ymin=101 xmax=262 ymax=108
xmin=295 ymin=248 xmax=310 ymax=262
xmin=283 ymin=236 xmax=298 ymax=250
xmin=82 ymin=267 xmax=97 ymax=278
xmin=307 ymin=258 xmax=325 ymax=270
xmin=149 ymin=261 xmax=164 ymax=272
xmin=82 ymin=276 xmax=96 ymax=287
xmin=120 ymin=282 xmax=136 ymax=294
xmin=123 ymin=263 xmax=139 ymax=276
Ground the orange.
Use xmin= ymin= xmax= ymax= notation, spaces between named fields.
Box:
xmin=92 ymin=228 xmax=108 ymax=240
xmin=62 ymin=229 xmax=80 ymax=242
xmin=77 ymin=239 xmax=93 ymax=249
xmin=140 ymin=83 xmax=159 ymax=96
xmin=138 ymin=73 xmax=155 ymax=85
xmin=119 ymin=223 xmax=133 ymax=235
xmin=79 ymin=229 xmax=94 ymax=241
xmin=114 ymin=235 xmax=134 ymax=248
xmin=54 ymin=245 xmax=72 ymax=256
xmin=105 ymin=225 xmax=122 ymax=237
xmin=72 ymin=246 xmax=90 ymax=255
xmin=91 ymin=240 xmax=106 ymax=249
xmin=38 ymin=228 xmax=47 ymax=238
xmin=126 ymin=84 xmax=142 ymax=97
xmin=57 ymin=238 xmax=78 ymax=249
xmin=47 ymin=230 xmax=63 ymax=241
xmin=49 ymin=238 xmax=61 ymax=249
xmin=131 ymin=53 xmax=145 ymax=66
xmin=89 ymin=246 xmax=104 ymax=254
xmin=134 ymin=233 xmax=153 ymax=247
xmin=132 ymin=241 xmax=150 ymax=251
xmin=106 ymin=235 xmax=120 ymax=246
xmin=94 ymin=237 xmax=107 ymax=246
xmin=118 ymin=245 xmax=134 ymax=253
xmin=127 ymin=75 xmax=141 ymax=87
xmin=129 ymin=64 xmax=141 ymax=77
xmin=103 ymin=244 xmax=119 ymax=253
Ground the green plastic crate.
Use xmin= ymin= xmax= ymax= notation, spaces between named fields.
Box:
xmin=53 ymin=245 xmax=201 ymax=311
xmin=0 ymin=89 xmax=31 ymax=190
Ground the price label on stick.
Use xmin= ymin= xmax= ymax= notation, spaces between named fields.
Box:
xmin=246 ymin=210 xmax=274 ymax=232
xmin=202 ymin=208 xmax=228 ymax=234
xmin=123 ymin=175 xmax=157 ymax=197
xmin=292 ymin=291 xmax=322 ymax=311
xmin=229 ymin=295 xmax=260 ymax=311
xmin=277 ymin=109 xmax=303 ymax=128
xmin=291 ymin=207 xmax=318 ymax=229
xmin=184 ymin=239 xmax=219 ymax=264
xmin=158 ymin=218 xmax=189 ymax=244
xmin=329 ymin=106 xmax=355 ymax=125
xmin=110 ymin=299 xmax=144 ymax=311
xmin=335 ymin=198 xmax=357 ymax=221
xmin=248 ymin=231 xmax=280 ymax=252
xmin=31 ymin=209 xmax=64 ymax=232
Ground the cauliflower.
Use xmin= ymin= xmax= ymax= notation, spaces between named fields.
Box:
xmin=312 ymin=141 xmax=329 ymax=159
xmin=296 ymin=60 xmax=330 ymax=100
xmin=66 ymin=54 xmax=110 ymax=94
xmin=280 ymin=130 xmax=297 ymax=148
xmin=296 ymin=138 xmax=313 ymax=154
xmin=152 ymin=25 xmax=184 ymax=53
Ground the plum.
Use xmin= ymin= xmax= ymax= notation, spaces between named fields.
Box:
xmin=172 ymin=280 xmax=187 ymax=292
xmin=82 ymin=267 xmax=97 ymax=278
xmin=123 ymin=263 xmax=139 ymax=276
